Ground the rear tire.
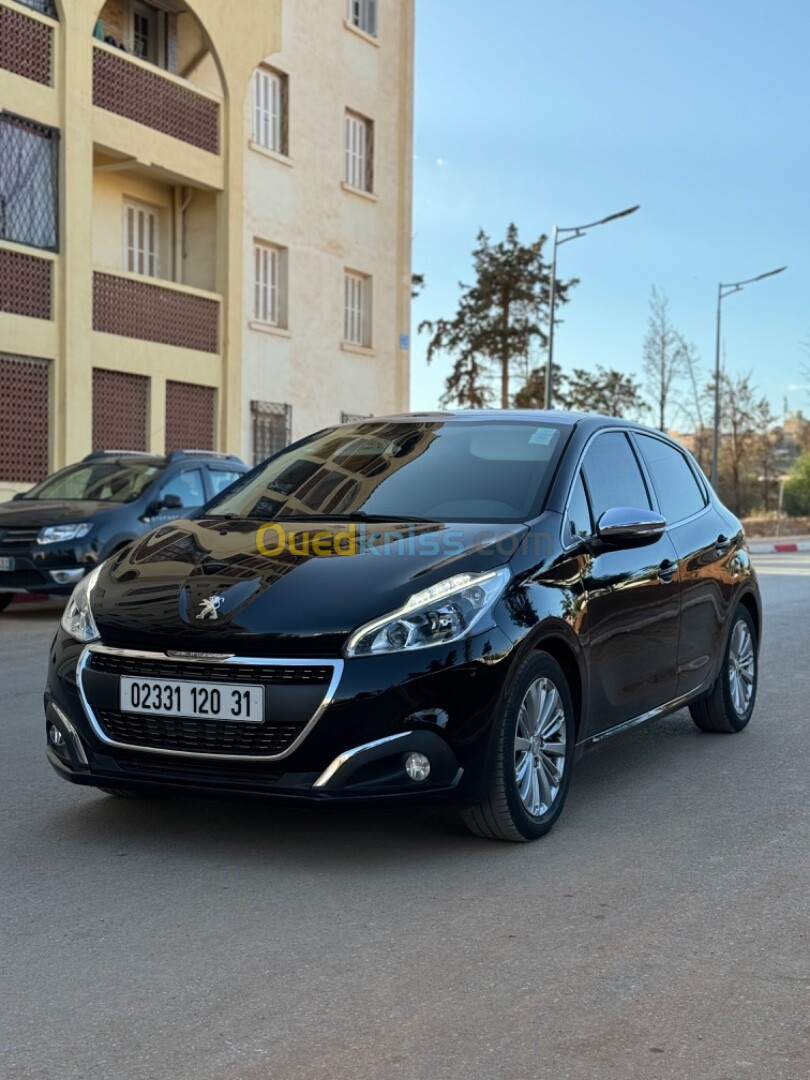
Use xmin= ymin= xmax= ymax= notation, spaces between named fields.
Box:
xmin=0 ymin=593 xmax=15 ymax=613
xmin=461 ymin=652 xmax=575 ymax=842
xmin=689 ymin=605 xmax=758 ymax=733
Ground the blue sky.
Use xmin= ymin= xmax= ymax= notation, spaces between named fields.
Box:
xmin=409 ymin=0 xmax=809 ymax=423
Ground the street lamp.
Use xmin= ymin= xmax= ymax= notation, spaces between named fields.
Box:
xmin=711 ymin=266 xmax=787 ymax=488
xmin=544 ymin=204 xmax=640 ymax=410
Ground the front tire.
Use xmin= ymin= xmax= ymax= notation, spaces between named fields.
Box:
xmin=689 ymin=604 xmax=758 ymax=733
xmin=0 ymin=593 xmax=15 ymax=613
xmin=461 ymin=652 xmax=575 ymax=842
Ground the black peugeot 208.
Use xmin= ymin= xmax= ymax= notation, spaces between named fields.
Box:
xmin=44 ymin=412 xmax=761 ymax=841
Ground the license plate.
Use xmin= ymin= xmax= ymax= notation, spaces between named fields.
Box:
xmin=119 ymin=676 xmax=264 ymax=723
xmin=0 ymin=557 xmax=14 ymax=572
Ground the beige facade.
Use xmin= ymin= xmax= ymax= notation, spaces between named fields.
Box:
xmin=0 ymin=0 xmax=413 ymax=495
xmin=241 ymin=0 xmax=414 ymax=462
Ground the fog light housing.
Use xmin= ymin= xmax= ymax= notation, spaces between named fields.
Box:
xmin=47 ymin=723 xmax=65 ymax=748
xmin=49 ymin=569 xmax=85 ymax=586
xmin=405 ymin=752 xmax=431 ymax=782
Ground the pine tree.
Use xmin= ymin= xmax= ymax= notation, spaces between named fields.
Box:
xmin=420 ymin=225 xmax=577 ymax=408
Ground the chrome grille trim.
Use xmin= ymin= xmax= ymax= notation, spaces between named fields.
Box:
xmin=76 ymin=643 xmax=343 ymax=762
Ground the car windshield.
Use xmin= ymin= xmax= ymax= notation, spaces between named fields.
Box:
xmin=205 ymin=419 xmax=567 ymax=523
xmin=22 ymin=460 xmax=162 ymax=503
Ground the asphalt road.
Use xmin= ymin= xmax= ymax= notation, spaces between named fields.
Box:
xmin=2 ymin=555 xmax=808 ymax=1080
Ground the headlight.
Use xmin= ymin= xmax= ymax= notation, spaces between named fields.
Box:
xmin=345 ymin=566 xmax=511 ymax=657
xmin=60 ymin=565 xmax=102 ymax=643
xmin=38 ymin=523 xmax=92 ymax=545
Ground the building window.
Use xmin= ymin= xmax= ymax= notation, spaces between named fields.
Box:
xmin=344 ymin=111 xmax=373 ymax=192
xmin=130 ymin=1 xmax=164 ymax=66
xmin=123 ymin=199 xmax=160 ymax=278
xmin=252 ymin=67 xmax=288 ymax=155
xmin=254 ymin=242 xmax=287 ymax=328
xmin=251 ymin=400 xmax=291 ymax=466
xmin=344 ymin=271 xmax=371 ymax=348
xmin=347 ymin=0 xmax=378 ymax=37
xmin=0 ymin=113 xmax=58 ymax=251
xmin=16 ymin=0 xmax=58 ymax=15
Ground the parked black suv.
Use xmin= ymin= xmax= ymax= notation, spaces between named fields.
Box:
xmin=44 ymin=413 xmax=761 ymax=841
xmin=0 ymin=450 xmax=247 ymax=609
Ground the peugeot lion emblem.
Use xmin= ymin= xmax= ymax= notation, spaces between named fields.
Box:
xmin=196 ymin=595 xmax=225 ymax=621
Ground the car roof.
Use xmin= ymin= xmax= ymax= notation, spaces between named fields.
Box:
xmin=81 ymin=450 xmax=246 ymax=466
xmin=351 ymin=409 xmax=665 ymax=437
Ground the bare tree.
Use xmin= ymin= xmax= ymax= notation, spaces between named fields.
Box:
xmin=676 ymin=339 xmax=713 ymax=474
xmin=642 ymin=286 xmax=686 ymax=431
xmin=710 ymin=371 xmax=771 ymax=514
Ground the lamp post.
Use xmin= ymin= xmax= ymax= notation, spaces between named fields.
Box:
xmin=544 ymin=204 xmax=640 ymax=410
xmin=711 ymin=266 xmax=787 ymax=489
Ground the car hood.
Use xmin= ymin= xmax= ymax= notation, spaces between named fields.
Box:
xmin=91 ymin=516 xmax=529 ymax=655
xmin=0 ymin=500 xmax=116 ymax=528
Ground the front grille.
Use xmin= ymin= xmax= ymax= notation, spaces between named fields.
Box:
xmin=0 ymin=527 xmax=40 ymax=547
xmin=0 ymin=569 xmax=44 ymax=588
xmin=112 ymin=755 xmax=285 ymax=782
xmin=88 ymin=652 xmax=333 ymax=686
xmin=96 ymin=709 xmax=305 ymax=756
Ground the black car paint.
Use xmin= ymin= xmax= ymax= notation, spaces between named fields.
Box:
xmin=0 ymin=456 xmax=248 ymax=597
xmin=44 ymin=413 xmax=762 ymax=806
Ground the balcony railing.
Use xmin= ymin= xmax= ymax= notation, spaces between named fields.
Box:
xmin=0 ymin=244 xmax=52 ymax=320
xmin=92 ymin=44 xmax=220 ymax=154
xmin=93 ymin=271 xmax=220 ymax=354
xmin=0 ymin=3 xmax=53 ymax=86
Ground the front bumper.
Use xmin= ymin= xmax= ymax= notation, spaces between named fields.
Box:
xmin=45 ymin=624 xmax=515 ymax=805
xmin=0 ymin=538 xmax=94 ymax=595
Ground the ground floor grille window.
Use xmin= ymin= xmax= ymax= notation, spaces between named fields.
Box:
xmin=165 ymin=381 xmax=216 ymax=453
xmin=92 ymin=368 xmax=148 ymax=452
xmin=251 ymin=400 xmax=291 ymax=465
xmin=0 ymin=353 xmax=49 ymax=483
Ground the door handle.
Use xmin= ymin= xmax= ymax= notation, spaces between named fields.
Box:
xmin=658 ymin=559 xmax=676 ymax=583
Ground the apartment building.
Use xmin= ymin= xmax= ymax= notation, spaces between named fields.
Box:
xmin=0 ymin=0 xmax=414 ymax=494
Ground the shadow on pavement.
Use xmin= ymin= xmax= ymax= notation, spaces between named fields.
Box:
xmin=40 ymin=709 xmax=732 ymax=873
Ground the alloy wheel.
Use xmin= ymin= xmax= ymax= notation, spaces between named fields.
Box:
xmin=514 ymin=676 xmax=567 ymax=817
xmin=728 ymin=619 xmax=755 ymax=716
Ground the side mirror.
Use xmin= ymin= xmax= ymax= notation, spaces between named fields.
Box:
xmin=146 ymin=493 xmax=183 ymax=516
xmin=12 ymin=492 xmax=28 ymax=501
xmin=595 ymin=507 xmax=666 ymax=546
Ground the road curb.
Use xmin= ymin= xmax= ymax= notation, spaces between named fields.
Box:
xmin=748 ymin=540 xmax=810 ymax=554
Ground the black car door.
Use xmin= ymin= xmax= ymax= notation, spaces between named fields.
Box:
xmin=632 ymin=433 xmax=731 ymax=698
xmin=573 ymin=431 xmax=681 ymax=736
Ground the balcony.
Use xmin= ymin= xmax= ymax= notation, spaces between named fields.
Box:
xmin=92 ymin=270 xmax=220 ymax=354
xmin=0 ymin=3 xmax=53 ymax=87
xmin=92 ymin=43 xmax=220 ymax=155
xmin=0 ymin=243 xmax=52 ymax=320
